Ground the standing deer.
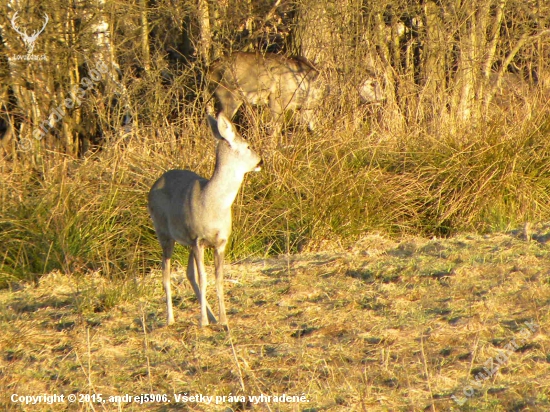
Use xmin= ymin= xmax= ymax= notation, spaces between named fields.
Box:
xmin=148 ymin=113 xmax=262 ymax=327
xmin=10 ymin=12 xmax=49 ymax=55
xmin=208 ymin=51 xmax=384 ymax=135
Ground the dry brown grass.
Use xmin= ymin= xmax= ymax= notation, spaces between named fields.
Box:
xmin=1 ymin=229 xmax=549 ymax=411
xmin=2 ymin=3 xmax=550 ymax=410
xmin=1 ymin=49 xmax=550 ymax=412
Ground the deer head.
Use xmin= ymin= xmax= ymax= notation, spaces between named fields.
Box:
xmin=10 ymin=12 xmax=49 ymax=55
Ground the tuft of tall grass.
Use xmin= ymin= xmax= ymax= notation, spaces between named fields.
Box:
xmin=0 ymin=148 xmax=157 ymax=287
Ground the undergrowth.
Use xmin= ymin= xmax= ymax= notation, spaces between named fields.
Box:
xmin=1 ymin=101 xmax=550 ymax=286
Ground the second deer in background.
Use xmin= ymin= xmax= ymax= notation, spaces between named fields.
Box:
xmin=208 ymin=51 xmax=384 ymax=137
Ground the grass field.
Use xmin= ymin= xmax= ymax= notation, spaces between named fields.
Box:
xmin=1 ymin=228 xmax=549 ymax=411
xmin=1 ymin=73 xmax=550 ymax=411
xmin=2 ymin=2 xmax=550 ymax=410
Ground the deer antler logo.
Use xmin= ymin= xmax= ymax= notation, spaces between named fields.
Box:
xmin=10 ymin=12 xmax=49 ymax=55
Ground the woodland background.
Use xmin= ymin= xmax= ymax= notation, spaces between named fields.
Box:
xmin=1 ymin=2 xmax=550 ymax=411
xmin=0 ymin=0 xmax=550 ymax=281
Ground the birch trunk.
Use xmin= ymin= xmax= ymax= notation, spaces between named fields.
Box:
xmin=197 ymin=0 xmax=212 ymax=64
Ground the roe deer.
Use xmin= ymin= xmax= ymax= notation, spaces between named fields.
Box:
xmin=148 ymin=113 xmax=262 ymax=326
xmin=208 ymin=51 xmax=384 ymax=135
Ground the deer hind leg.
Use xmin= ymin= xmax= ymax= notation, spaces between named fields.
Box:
xmin=186 ymin=250 xmax=217 ymax=324
xmin=192 ymin=242 xmax=212 ymax=327
xmin=160 ymin=237 xmax=175 ymax=325
xmin=267 ymin=96 xmax=284 ymax=139
xmin=301 ymin=108 xmax=317 ymax=133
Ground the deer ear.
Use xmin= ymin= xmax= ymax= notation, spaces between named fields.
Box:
xmin=206 ymin=114 xmax=219 ymax=138
xmin=206 ymin=113 xmax=236 ymax=145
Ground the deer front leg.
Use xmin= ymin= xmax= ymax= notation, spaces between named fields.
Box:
xmin=268 ymin=96 xmax=284 ymax=139
xmin=192 ymin=242 xmax=210 ymax=327
xmin=162 ymin=256 xmax=175 ymax=325
xmin=161 ymin=238 xmax=175 ymax=326
xmin=214 ymin=246 xmax=228 ymax=326
xmin=186 ymin=251 xmax=217 ymax=324
xmin=301 ymin=108 xmax=317 ymax=132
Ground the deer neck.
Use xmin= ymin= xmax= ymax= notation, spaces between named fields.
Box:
xmin=203 ymin=162 xmax=245 ymax=211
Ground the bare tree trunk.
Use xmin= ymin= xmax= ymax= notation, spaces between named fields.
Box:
xmin=536 ymin=0 xmax=545 ymax=88
xmin=372 ymin=5 xmax=405 ymax=133
xmin=479 ymin=0 xmax=506 ymax=116
xmin=197 ymin=0 xmax=212 ymax=64
xmin=0 ymin=4 xmax=45 ymax=159
xmin=65 ymin=2 xmax=79 ymax=156
xmin=140 ymin=0 xmax=151 ymax=71
xmin=449 ymin=0 xmax=498 ymax=125
xmin=295 ymin=0 xmax=331 ymax=62
xmin=451 ymin=0 xmax=476 ymax=124
xmin=421 ymin=1 xmax=447 ymax=127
